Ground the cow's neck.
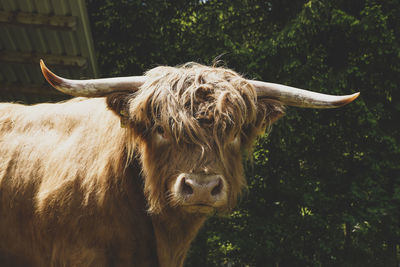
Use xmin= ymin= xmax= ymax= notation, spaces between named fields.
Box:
xmin=151 ymin=208 xmax=207 ymax=267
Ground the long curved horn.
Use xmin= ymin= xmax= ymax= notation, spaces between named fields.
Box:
xmin=40 ymin=60 xmax=146 ymax=97
xmin=250 ymin=80 xmax=359 ymax=108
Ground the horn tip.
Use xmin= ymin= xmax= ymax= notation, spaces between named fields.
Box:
xmin=344 ymin=92 xmax=360 ymax=105
xmin=39 ymin=59 xmax=46 ymax=75
xmin=333 ymin=92 xmax=360 ymax=108
xmin=40 ymin=59 xmax=63 ymax=89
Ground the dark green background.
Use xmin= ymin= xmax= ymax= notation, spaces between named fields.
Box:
xmin=86 ymin=0 xmax=399 ymax=266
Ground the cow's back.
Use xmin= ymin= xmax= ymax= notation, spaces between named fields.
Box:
xmin=0 ymin=98 xmax=157 ymax=266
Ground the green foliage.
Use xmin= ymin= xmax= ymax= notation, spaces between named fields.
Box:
xmin=87 ymin=0 xmax=400 ymax=266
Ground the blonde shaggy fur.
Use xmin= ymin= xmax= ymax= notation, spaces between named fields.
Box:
xmin=0 ymin=63 xmax=284 ymax=266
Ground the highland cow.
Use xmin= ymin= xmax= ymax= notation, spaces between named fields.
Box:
xmin=0 ymin=60 xmax=359 ymax=266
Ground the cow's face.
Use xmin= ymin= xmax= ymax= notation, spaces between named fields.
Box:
xmin=108 ymin=63 xmax=285 ymax=214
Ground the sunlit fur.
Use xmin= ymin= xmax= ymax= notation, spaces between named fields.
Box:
xmin=0 ymin=98 xmax=159 ymax=266
xmin=0 ymin=63 xmax=284 ymax=266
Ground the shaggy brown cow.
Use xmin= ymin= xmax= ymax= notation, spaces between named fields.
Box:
xmin=0 ymin=60 xmax=359 ymax=267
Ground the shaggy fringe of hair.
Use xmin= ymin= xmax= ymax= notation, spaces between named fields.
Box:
xmin=130 ymin=63 xmax=258 ymax=154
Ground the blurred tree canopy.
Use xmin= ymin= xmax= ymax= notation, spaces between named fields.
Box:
xmin=87 ymin=0 xmax=400 ymax=266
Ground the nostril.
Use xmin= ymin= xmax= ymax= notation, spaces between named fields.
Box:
xmin=181 ymin=178 xmax=194 ymax=195
xmin=211 ymin=178 xmax=223 ymax=196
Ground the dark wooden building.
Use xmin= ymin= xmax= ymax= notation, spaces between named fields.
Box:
xmin=0 ymin=0 xmax=98 ymax=103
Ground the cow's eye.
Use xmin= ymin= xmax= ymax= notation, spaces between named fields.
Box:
xmin=155 ymin=126 xmax=168 ymax=141
xmin=156 ymin=126 xmax=165 ymax=135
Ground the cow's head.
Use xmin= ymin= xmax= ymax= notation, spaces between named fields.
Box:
xmin=40 ymin=60 xmax=359 ymax=215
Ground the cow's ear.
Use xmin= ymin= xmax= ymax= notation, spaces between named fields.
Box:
xmin=241 ymin=100 xmax=285 ymax=150
xmin=257 ymin=100 xmax=286 ymax=127
xmin=106 ymin=93 xmax=132 ymax=125
xmin=106 ymin=92 xmax=152 ymax=131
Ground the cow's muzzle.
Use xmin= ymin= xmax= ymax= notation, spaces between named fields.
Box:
xmin=172 ymin=173 xmax=227 ymax=213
